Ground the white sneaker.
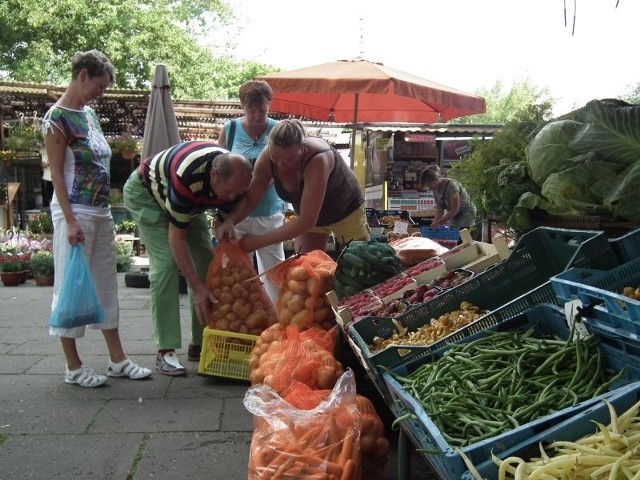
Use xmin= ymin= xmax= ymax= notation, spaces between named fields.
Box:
xmin=107 ymin=358 xmax=152 ymax=380
xmin=65 ymin=365 xmax=108 ymax=388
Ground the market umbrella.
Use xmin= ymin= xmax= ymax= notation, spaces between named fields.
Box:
xmin=256 ymin=57 xmax=486 ymax=168
xmin=141 ymin=64 xmax=181 ymax=160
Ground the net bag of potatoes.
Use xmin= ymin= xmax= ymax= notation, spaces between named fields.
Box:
xmin=248 ymin=323 xmax=338 ymax=381
xmin=205 ymin=239 xmax=277 ymax=335
xmin=267 ymin=250 xmax=337 ymax=330
xmin=250 ymin=325 xmax=343 ymax=393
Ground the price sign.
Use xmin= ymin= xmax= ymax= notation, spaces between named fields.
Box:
xmin=393 ymin=221 xmax=409 ymax=234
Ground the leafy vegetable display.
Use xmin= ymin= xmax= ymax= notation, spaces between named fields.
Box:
xmin=514 ymin=99 xmax=640 ymax=227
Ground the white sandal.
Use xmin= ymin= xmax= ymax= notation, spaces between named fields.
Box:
xmin=65 ymin=365 xmax=108 ymax=388
xmin=107 ymin=358 xmax=152 ymax=380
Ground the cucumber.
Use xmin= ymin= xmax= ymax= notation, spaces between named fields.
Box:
xmin=358 ymin=246 xmax=380 ymax=265
xmin=336 ymin=270 xmax=364 ymax=290
xmin=342 ymin=252 xmax=368 ymax=269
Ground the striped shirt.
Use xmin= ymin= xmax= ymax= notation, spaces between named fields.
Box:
xmin=138 ymin=141 xmax=228 ymax=228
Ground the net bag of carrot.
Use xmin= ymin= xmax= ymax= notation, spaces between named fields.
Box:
xmin=205 ymin=239 xmax=277 ymax=334
xmin=267 ymin=250 xmax=336 ymax=330
xmin=244 ymin=369 xmax=362 ymax=480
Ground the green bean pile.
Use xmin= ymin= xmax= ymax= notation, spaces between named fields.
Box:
xmin=395 ymin=327 xmax=623 ymax=447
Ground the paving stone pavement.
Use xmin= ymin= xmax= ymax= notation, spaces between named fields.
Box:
xmin=0 ymin=271 xmax=436 ymax=480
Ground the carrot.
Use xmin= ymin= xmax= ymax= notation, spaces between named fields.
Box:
xmin=296 ymin=424 xmax=324 ymax=449
xmin=337 ymin=430 xmax=356 ymax=466
xmin=304 ymin=455 xmax=343 ymax=478
xmin=340 ymin=459 xmax=357 ymax=480
xmin=270 ymin=456 xmax=296 ymax=480
xmin=254 ymin=446 xmax=277 ymax=468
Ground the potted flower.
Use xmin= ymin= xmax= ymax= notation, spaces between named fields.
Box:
xmin=30 ymin=250 xmax=54 ymax=286
xmin=108 ymin=134 xmax=141 ymax=160
xmin=28 ymin=212 xmax=54 ymax=238
xmin=0 ymin=253 xmax=28 ymax=286
xmin=3 ymin=120 xmax=43 ymax=152
xmin=115 ymin=219 xmax=138 ymax=235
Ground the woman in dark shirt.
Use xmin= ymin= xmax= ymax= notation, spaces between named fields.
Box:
xmin=216 ymin=119 xmax=370 ymax=253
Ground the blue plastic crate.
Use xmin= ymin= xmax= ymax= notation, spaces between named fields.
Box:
xmin=551 ymin=257 xmax=640 ymax=338
xmin=384 ymin=303 xmax=640 ymax=480
xmin=609 ymin=227 xmax=640 ymax=264
xmin=420 ymin=226 xmax=460 ymax=241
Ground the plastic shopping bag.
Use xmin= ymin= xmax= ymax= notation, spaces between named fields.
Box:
xmin=49 ymin=244 xmax=105 ymax=329
xmin=244 ymin=369 xmax=361 ymax=480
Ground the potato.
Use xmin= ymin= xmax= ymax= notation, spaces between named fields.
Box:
xmin=278 ymin=307 xmax=293 ymax=326
xmin=287 ymin=294 xmax=306 ymax=314
xmin=231 ymin=283 xmax=249 ymax=300
xmin=279 ymin=289 xmax=295 ymax=307
xmin=221 ymin=275 xmax=235 ymax=287
xmin=218 ymin=304 xmax=232 ymax=316
xmin=290 ymin=309 xmax=310 ymax=327
xmin=313 ymin=306 xmax=332 ymax=324
xmin=287 ymin=265 xmax=309 ymax=282
xmin=246 ymin=309 xmax=267 ymax=329
xmin=232 ymin=299 xmax=251 ymax=319
xmin=306 ymin=276 xmax=320 ymax=296
xmin=248 ymin=292 xmax=261 ymax=303
xmin=304 ymin=295 xmax=317 ymax=310
xmin=209 ymin=276 xmax=222 ymax=289
xmin=316 ymin=365 xmax=337 ymax=389
xmin=225 ymin=312 xmax=237 ymax=323
xmin=216 ymin=318 xmax=230 ymax=330
xmin=287 ymin=280 xmax=307 ymax=294
xmin=219 ymin=291 xmax=234 ymax=305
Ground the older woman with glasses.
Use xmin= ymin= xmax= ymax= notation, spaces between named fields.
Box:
xmin=216 ymin=119 xmax=369 ymax=254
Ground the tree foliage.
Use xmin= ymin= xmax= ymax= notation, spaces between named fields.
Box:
xmin=456 ymin=78 xmax=554 ymax=125
xmin=0 ymin=0 xmax=278 ymax=99
xmin=621 ymin=83 xmax=640 ymax=104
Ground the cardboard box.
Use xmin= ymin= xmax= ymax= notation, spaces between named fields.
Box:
xmin=440 ymin=231 xmax=510 ymax=273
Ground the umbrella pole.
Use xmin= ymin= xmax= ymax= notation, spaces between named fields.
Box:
xmin=350 ymin=94 xmax=359 ymax=170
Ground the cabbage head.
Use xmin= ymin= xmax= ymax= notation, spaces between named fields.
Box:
xmin=526 ymin=120 xmax=582 ymax=185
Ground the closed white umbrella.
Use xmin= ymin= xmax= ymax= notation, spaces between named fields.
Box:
xmin=141 ymin=64 xmax=181 ymax=159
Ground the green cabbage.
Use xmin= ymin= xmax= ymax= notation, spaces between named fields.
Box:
xmin=526 ymin=119 xmax=582 ymax=185
xmin=521 ymin=100 xmax=640 ymax=224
